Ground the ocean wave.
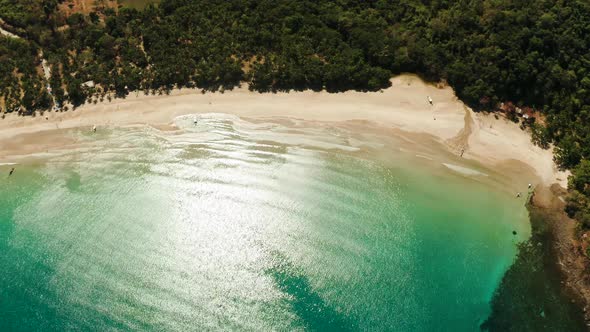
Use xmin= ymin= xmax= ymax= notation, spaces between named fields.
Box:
xmin=442 ymin=163 xmax=488 ymax=177
xmin=415 ymin=154 xmax=434 ymax=161
xmin=172 ymin=112 xmax=360 ymax=152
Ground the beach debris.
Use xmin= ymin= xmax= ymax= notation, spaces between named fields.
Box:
xmin=427 ymin=95 xmax=433 ymax=105
xmin=9 ymin=167 xmax=14 ymax=176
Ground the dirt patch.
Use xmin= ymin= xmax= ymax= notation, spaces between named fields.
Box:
xmin=58 ymin=0 xmax=118 ymax=16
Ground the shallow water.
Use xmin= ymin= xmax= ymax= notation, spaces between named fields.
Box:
xmin=0 ymin=114 xmax=530 ymax=331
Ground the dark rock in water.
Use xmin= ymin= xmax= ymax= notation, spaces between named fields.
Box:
xmin=512 ymin=230 xmax=517 ymax=235
xmin=481 ymin=205 xmax=586 ymax=331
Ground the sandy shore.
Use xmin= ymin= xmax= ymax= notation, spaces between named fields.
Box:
xmin=3 ymin=72 xmax=588 ymax=328
xmin=2 ymin=73 xmax=586 ymax=322
xmin=0 ymin=74 xmax=568 ymax=190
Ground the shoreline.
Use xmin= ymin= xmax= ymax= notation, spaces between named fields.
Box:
xmin=1 ymin=74 xmax=585 ymax=325
xmin=536 ymin=185 xmax=590 ymax=326
xmin=483 ymin=185 xmax=589 ymax=330
xmin=0 ymin=75 xmax=567 ymax=190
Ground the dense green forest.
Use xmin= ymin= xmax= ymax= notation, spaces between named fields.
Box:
xmin=1 ymin=0 xmax=590 ymax=232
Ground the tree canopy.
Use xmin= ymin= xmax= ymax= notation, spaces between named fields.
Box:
xmin=2 ymin=0 xmax=590 ymax=231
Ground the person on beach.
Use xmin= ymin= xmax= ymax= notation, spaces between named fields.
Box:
xmin=92 ymin=125 xmax=97 ymax=133
xmin=427 ymin=96 xmax=433 ymax=105
xmin=9 ymin=167 xmax=14 ymax=176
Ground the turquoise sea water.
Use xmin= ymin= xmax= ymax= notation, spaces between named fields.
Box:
xmin=0 ymin=114 xmax=530 ymax=331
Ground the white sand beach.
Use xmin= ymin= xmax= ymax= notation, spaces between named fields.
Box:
xmin=0 ymin=74 xmax=568 ymax=189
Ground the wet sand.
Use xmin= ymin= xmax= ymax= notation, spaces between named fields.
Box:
xmin=0 ymin=74 xmax=567 ymax=191
xmin=0 ymin=73 xmax=586 ymax=326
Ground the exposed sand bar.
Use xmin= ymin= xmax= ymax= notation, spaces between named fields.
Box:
xmin=0 ymin=74 xmax=568 ymax=189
